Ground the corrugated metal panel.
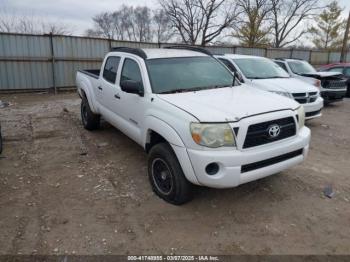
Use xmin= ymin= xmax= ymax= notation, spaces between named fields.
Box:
xmin=0 ymin=61 xmax=52 ymax=90
xmin=1 ymin=33 xmax=350 ymax=91
xmin=0 ymin=34 xmax=50 ymax=57
xmin=111 ymin=40 xmax=159 ymax=49
xmin=310 ymin=51 xmax=329 ymax=65
xmin=291 ymin=50 xmax=310 ymax=61
xmin=53 ymin=36 xmax=109 ymax=59
xmin=55 ymin=61 xmax=102 ymax=87
xmin=346 ymin=52 xmax=350 ymax=62
xmin=266 ymin=49 xmax=291 ymax=59
xmin=205 ymin=46 xmax=234 ymax=55
xmin=329 ymin=52 xmax=341 ymax=63
xmin=235 ymin=47 xmax=265 ymax=57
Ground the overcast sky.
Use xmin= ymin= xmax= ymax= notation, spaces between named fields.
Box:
xmin=0 ymin=0 xmax=350 ymax=36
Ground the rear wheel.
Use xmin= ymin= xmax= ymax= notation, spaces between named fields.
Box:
xmin=148 ymin=143 xmax=192 ymax=205
xmin=81 ymin=98 xmax=100 ymax=130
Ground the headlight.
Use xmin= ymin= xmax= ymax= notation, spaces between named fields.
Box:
xmin=190 ymin=123 xmax=236 ymax=148
xmin=269 ymin=91 xmax=293 ymax=99
xmin=313 ymin=79 xmax=321 ymax=88
xmin=296 ymin=106 xmax=305 ymax=129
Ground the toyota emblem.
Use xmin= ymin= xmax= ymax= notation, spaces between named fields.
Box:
xmin=268 ymin=124 xmax=281 ymax=138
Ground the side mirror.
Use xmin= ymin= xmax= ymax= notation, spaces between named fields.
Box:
xmin=120 ymin=80 xmax=144 ymax=96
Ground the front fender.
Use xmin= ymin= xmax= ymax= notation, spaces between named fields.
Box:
xmin=143 ymin=116 xmax=199 ymax=185
xmin=143 ymin=116 xmax=185 ymax=148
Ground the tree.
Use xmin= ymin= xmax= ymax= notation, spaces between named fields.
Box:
xmin=159 ymin=0 xmax=239 ymax=46
xmin=310 ymin=1 xmax=346 ymax=50
xmin=270 ymin=0 xmax=322 ymax=48
xmin=87 ymin=6 xmax=154 ymax=42
xmin=87 ymin=12 xmax=116 ymax=39
xmin=233 ymin=0 xmax=272 ymax=47
xmin=153 ymin=9 xmax=174 ymax=43
xmin=0 ymin=9 xmax=72 ymax=35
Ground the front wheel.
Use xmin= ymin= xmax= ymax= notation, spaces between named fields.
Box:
xmin=81 ymin=98 xmax=100 ymax=130
xmin=148 ymin=143 xmax=193 ymax=205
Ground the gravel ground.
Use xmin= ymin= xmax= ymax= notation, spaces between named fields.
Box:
xmin=0 ymin=93 xmax=349 ymax=255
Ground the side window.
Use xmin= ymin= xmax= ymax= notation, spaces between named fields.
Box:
xmin=103 ymin=56 xmax=120 ymax=83
xmin=344 ymin=67 xmax=350 ymax=77
xmin=276 ymin=61 xmax=288 ymax=72
xmin=219 ymin=58 xmax=237 ymax=73
xmin=120 ymin=59 xmax=143 ymax=87
xmin=328 ymin=67 xmax=344 ymax=73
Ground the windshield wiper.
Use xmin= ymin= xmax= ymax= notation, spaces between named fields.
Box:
xmin=158 ymin=85 xmax=229 ymax=94
xmin=158 ymin=87 xmax=206 ymax=94
xmin=268 ymin=76 xmax=289 ymax=78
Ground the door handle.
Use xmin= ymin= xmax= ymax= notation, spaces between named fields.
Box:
xmin=97 ymin=86 xmax=103 ymax=91
xmin=114 ymin=94 xmax=120 ymax=99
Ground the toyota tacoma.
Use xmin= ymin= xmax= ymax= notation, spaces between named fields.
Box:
xmin=76 ymin=46 xmax=310 ymax=205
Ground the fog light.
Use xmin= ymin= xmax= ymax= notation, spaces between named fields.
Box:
xmin=205 ymin=163 xmax=219 ymax=175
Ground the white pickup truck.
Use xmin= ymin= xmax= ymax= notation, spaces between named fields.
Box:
xmin=76 ymin=46 xmax=310 ymax=205
xmin=216 ymin=54 xmax=324 ymax=119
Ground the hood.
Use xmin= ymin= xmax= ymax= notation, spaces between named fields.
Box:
xmin=157 ymin=85 xmax=299 ymax=122
xmin=301 ymin=71 xmax=342 ymax=78
xmin=251 ymin=77 xmax=318 ymax=93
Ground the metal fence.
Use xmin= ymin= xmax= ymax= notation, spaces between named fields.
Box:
xmin=1 ymin=32 xmax=350 ymax=92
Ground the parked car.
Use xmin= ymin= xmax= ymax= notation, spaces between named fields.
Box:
xmin=76 ymin=46 xmax=310 ymax=205
xmin=274 ymin=58 xmax=348 ymax=103
xmin=318 ymin=62 xmax=350 ymax=98
xmin=215 ymin=54 xmax=323 ymax=120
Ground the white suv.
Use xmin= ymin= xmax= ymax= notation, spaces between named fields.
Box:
xmin=77 ymin=46 xmax=310 ymax=204
xmin=216 ymin=54 xmax=324 ymax=120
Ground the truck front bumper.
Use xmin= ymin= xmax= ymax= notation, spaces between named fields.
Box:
xmin=175 ymin=127 xmax=310 ymax=189
xmin=321 ymin=89 xmax=347 ymax=103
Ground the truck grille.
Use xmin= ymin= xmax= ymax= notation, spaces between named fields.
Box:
xmin=292 ymin=92 xmax=318 ymax=104
xmin=241 ymin=149 xmax=303 ymax=173
xmin=322 ymin=79 xmax=347 ymax=89
xmin=243 ymin=117 xmax=296 ymax=149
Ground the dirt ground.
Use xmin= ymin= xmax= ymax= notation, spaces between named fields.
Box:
xmin=0 ymin=92 xmax=349 ymax=255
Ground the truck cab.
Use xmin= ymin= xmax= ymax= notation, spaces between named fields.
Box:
xmin=76 ymin=47 xmax=310 ymax=205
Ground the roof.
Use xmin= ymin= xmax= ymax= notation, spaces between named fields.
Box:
xmin=110 ymin=48 xmax=208 ymax=59
xmin=217 ymin=54 xmax=268 ymax=60
xmin=319 ymin=62 xmax=350 ymax=68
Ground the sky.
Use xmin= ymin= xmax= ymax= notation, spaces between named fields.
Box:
xmin=0 ymin=0 xmax=350 ymax=36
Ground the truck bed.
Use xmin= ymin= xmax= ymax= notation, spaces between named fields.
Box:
xmin=79 ymin=69 xmax=100 ymax=79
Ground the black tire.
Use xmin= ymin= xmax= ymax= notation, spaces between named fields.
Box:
xmin=148 ymin=143 xmax=192 ymax=205
xmin=346 ymin=84 xmax=350 ymax=98
xmin=81 ymin=98 xmax=100 ymax=130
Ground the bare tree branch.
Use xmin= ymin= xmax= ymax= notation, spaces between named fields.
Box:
xmin=159 ymin=0 xmax=239 ymax=46
xmin=270 ymin=0 xmax=324 ymax=47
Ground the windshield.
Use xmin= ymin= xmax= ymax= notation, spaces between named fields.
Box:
xmin=233 ymin=58 xmax=290 ymax=79
xmin=146 ymin=56 xmax=235 ymax=94
xmin=288 ymin=60 xmax=317 ymax=74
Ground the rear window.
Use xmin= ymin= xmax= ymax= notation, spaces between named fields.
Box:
xmin=103 ymin=56 xmax=120 ymax=83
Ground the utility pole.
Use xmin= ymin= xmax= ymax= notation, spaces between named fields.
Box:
xmin=340 ymin=10 xmax=350 ymax=62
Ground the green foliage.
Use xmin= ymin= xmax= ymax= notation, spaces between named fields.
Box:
xmin=310 ymin=1 xmax=346 ymax=50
